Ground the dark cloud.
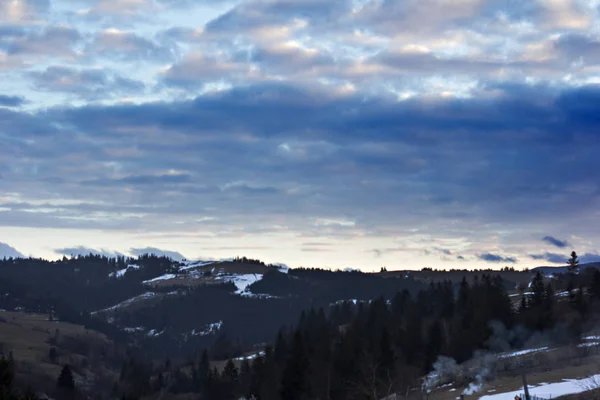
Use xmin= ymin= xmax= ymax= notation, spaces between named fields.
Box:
xmin=55 ymin=246 xmax=124 ymax=257
xmin=0 ymin=242 xmax=25 ymax=258
xmin=129 ymin=247 xmax=186 ymax=260
xmin=580 ymin=253 xmax=600 ymax=264
xmin=0 ymin=81 xmax=598 ymax=237
xmin=478 ymin=253 xmax=518 ymax=263
xmin=0 ymin=95 xmax=25 ymax=107
xmin=83 ymin=173 xmax=193 ymax=187
xmin=530 ymin=252 xmax=566 ymax=264
xmin=542 ymin=236 xmax=569 ymax=248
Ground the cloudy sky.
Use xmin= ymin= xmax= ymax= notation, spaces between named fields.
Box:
xmin=1 ymin=0 xmax=599 ymax=270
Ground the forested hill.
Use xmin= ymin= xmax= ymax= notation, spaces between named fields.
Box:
xmin=0 ymin=254 xmax=428 ymax=359
xmin=2 ymin=253 xmax=600 ymax=400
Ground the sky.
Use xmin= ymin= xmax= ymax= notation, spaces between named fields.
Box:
xmin=1 ymin=0 xmax=600 ymax=271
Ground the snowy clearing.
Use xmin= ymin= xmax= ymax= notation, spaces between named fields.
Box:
xmin=96 ymin=292 xmax=159 ymax=313
xmin=235 ymin=351 xmax=266 ymax=361
xmin=191 ymin=321 xmax=223 ymax=336
xmin=498 ymin=347 xmax=549 ymax=359
xmin=147 ymin=329 xmax=164 ymax=337
xmin=143 ymin=273 xmax=177 ymax=283
xmin=123 ymin=327 xmax=145 ymax=333
xmin=577 ymin=341 xmax=599 ymax=348
xmin=509 ymin=292 xmax=533 ymax=297
xmin=215 ymin=273 xmax=263 ymax=295
xmin=479 ymin=374 xmax=600 ymax=400
xmin=109 ymin=264 xmax=141 ymax=278
xmin=179 ymin=261 xmax=216 ymax=271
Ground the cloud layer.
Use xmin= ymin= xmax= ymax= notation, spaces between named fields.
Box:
xmin=1 ymin=0 xmax=600 ymax=269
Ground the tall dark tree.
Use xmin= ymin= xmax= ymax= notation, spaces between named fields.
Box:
xmin=529 ymin=272 xmax=545 ymax=308
xmin=0 ymin=356 xmax=15 ymax=400
xmin=280 ymin=330 xmax=309 ymax=400
xmin=57 ymin=365 xmax=75 ymax=389
xmin=567 ymin=251 xmax=579 ymax=274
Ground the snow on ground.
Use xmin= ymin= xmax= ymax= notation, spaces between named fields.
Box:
xmin=179 ymin=261 xmax=216 ymax=271
xmin=509 ymin=292 xmax=533 ymax=297
xmin=93 ymin=290 xmax=181 ymax=314
xmin=215 ymin=273 xmax=263 ymax=295
xmin=330 ymin=299 xmax=364 ymax=306
xmin=578 ymin=342 xmax=599 ymax=348
xmin=109 ymin=264 xmax=141 ymax=278
xmin=235 ymin=351 xmax=266 ymax=361
xmin=271 ymin=263 xmax=290 ymax=273
xmin=96 ymin=292 xmax=159 ymax=313
xmin=584 ymin=335 xmax=600 ymax=341
xmin=148 ymin=329 xmax=164 ymax=337
xmin=123 ymin=327 xmax=145 ymax=333
xmin=143 ymin=273 xmax=177 ymax=283
xmin=479 ymin=374 xmax=600 ymax=400
xmin=498 ymin=347 xmax=549 ymax=359
xmin=192 ymin=321 xmax=223 ymax=336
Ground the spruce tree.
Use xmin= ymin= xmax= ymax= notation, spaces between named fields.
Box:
xmin=530 ymin=272 xmax=545 ymax=308
xmin=280 ymin=330 xmax=309 ymax=400
xmin=57 ymin=365 xmax=75 ymax=389
xmin=568 ymin=251 xmax=579 ymax=274
xmin=0 ymin=356 xmax=14 ymax=399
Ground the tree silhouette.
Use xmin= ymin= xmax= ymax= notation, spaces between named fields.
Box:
xmin=57 ymin=365 xmax=75 ymax=389
xmin=568 ymin=251 xmax=579 ymax=274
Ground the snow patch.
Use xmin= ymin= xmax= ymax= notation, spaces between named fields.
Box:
xmin=143 ymin=273 xmax=177 ymax=283
xmin=109 ymin=264 xmax=140 ymax=278
xmin=123 ymin=327 xmax=145 ymax=333
xmin=148 ymin=329 xmax=164 ymax=337
xmin=234 ymin=351 xmax=266 ymax=361
xmin=215 ymin=273 xmax=263 ymax=295
xmin=97 ymin=292 xmax=159 ymax=312
xmin=479 ymin=374 xmax=600 ymax=400
xmin=179 ymin=260 xmax=216 ymax=271
xmin=498 ymin=347 xmax=549 ymax=359
xmin=192 ymin=321 xmax=223 ymax=336
xmin=578 ymin=342 xmax=599 ymax=348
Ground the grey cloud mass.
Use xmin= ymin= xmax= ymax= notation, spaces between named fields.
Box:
xmin=2 ymin=0 xmax=600 ymax=269
xmin=478 ymin=253 xmax=518 ymax=264
xmin=0 ymin=95 xmax=25 ymax=107
xmin=542 ymin=236 xmax=570 ymax=248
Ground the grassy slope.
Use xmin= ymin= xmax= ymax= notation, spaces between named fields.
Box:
xmin=0 ymin=311 xmax=117 ymax=395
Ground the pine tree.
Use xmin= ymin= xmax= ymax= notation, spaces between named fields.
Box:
xmin=0 ymin=356 xmax=15 ymax=399
xmin=280 ymin=330 xmax=309 ymax=400
xmin=530 ymin=271 xmax=545 ymax=308
xmin=568 ymin=251 xmax=579 ymax=274
xmin=591 ymin=270 xmax=600 ymax=301
xmin=223 ymin=359 xmax=238 ymax=383
xmin=57 ymin=365 xmax=75 ymax=389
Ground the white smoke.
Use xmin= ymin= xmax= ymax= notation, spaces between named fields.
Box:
xmin=423 ymin=356 xmax=459 ymax=393
xmin=462 ymin=381 xmax=482 ymax=395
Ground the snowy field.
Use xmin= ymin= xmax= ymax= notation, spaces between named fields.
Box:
xmin=479 ymin=374 xmax=600 ymax=400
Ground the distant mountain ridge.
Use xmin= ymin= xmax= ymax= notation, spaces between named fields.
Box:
xmin=532 ymin=261 xmax=600 ymax=275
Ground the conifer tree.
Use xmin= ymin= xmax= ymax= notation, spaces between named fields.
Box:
xmin=57 ymin=365 xmax=75 ymax=389
xmin=280 ymin=330 xmax=309 ymax=400
xmin=568 ymin=251 xmax=579 ymax=274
